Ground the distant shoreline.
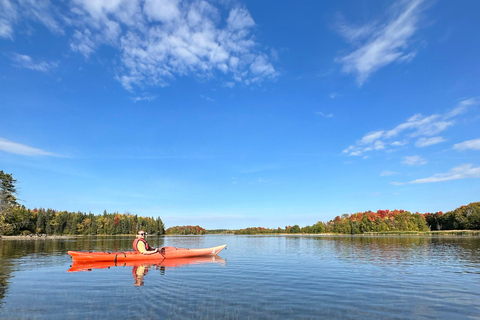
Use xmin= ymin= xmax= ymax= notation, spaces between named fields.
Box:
xmin=0 ymin=235 xmax=80 ymax=240
xmin=1 ymin=230 xmax=480 ymax=240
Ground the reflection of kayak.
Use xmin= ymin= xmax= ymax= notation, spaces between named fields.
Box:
xmin=68 ymin=255 xmax=226 ymax=272
xmin=68 ymin=244 xmax=226 ymax=262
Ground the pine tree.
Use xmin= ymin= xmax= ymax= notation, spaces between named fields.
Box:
xmin=0 ymin=171 xmax=18 ymax=212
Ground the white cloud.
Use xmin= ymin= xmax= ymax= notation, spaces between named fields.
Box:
xmin=316 ymin=111 xmax=333 ymax=118
xmin=415 ymin=136 xmax=446 ymax=147
xmin=446 ymin=97 xmax=480 ymax=118
xmin=343 ymin=98 xmax=476 ymax=157
xmin=391 ymin=140 xmax=408 ymax=146
xmin=336 ymin=0 xmax=425 ymax=85
xmin=381 ymin=170 xmax=399 ymax=176
xmin=407 ymin=164 xmax=480 ymax=183
xmin=0 ymin=138 xmax=59 ymax=156
xmin=200 ymin=95 xmax=214 ymax=102
xmin=358 ymin=130 xmax=384 ymax=145
xmin=144 ymin=0 xmax=181 ymax=23
xmin=1 ymin=0 xmax=64 ymax=39
xmin=131 ymin=94 xmax=157 ymax=103
xmin=453 ymin=138 xmax=480 ymax=151
xmin=250 ymin=55 xmax=275 ymax=77
xmin=385 ymin=113 xmax=453 ymax=139
xmin=22 ymin=0 xmax=64 ymax=35
xmin=3 ymin=0 xmax=276 ymax=90
xmin=0 ymin=0 xmax=17 ymax=39
xmin=270 ymin=48 xmax=279 ymax=61
xmin=335 ymin=15 xmax=375 ymax=44
xmin=227 ymin=7 xmax=255 ymax=30
xmin=11 ymin=53 xmax=58 ymax=72
xmin=69 ymin=0 xmax=277 ymax=90
xmin=402 ymin=155 xmax=427 ymax=166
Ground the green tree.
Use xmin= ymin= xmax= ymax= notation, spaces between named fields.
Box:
xmin=36 ymin=208 xmax=47 ymax=234
xmin=0 ymin=171 xmax=19 ymax=234
xmin=156 ymin=217 xmax=165 ymax=235
xmin=290 ymin=225 xmax=301 ymax=233
xmin=0 ymin=171 xmax=18 ymax=211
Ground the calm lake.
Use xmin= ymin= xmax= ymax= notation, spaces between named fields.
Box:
xmin=1 ymin=235 xmax=480 ymax=319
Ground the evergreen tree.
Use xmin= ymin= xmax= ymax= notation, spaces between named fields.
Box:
xmin=0 ymin=171 xmax=18 ymax=212
xmin=0 ymin=171 xmax=19 ymax=234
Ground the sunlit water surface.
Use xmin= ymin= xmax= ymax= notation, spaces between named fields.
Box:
xmin=1 ymin=235 xmax=480 ymax=319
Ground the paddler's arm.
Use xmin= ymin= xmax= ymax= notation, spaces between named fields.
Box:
xmin=138 ymin=242 xmax=159 ymax=255
xmin=142 ymin=248 xmax=159 ymax=255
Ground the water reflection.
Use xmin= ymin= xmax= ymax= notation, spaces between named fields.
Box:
xmin=313 ymin=235 xmax=480 ymax=268
xmin=1 ymin=235 xmax=480 ymax=319
xmin=68 ymin=256 xmax=226 ymax=286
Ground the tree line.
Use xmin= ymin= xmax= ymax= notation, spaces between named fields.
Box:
xmin=324 ymin=209 xmax=429 ymax=234
xmin=424 ymin=202 xmax=480 ymax=231
xmin=234 ymin=203 xmax=480 ymax=235
xmin=234 ymin=223 xmax=325 ymax=235
xmin=234 ymin=210 xmax=429 ymax=235
xmin=1 ymin=206 xmax=165 ymax=236
xmin=0 ymin=171 xmax=164 ymax=236
xmin=165 ymin=225 xmax=207 ymax=235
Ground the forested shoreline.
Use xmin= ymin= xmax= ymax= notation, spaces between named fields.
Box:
xmin=1 ymin=171 xmax=479 ymax=236
xmin=234 ymin=203 xmax=480 ymax=235
xmin=1 ymin=203 xmax=479 ymax=237
xmin=0 ymin=207 xmax=165 ymax=236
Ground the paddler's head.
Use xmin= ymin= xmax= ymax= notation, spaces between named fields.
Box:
xmin=137 ymin=230 xmax=146 ymax=238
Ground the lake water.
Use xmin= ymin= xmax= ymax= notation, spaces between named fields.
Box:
xmin=1 ymin=235 xmax=480 ymax=319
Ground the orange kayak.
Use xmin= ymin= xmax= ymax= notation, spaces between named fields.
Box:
xmin=68 ymin=244 xmax=226 ymax=262
xmin=68 ymin=256 xmax=226 ymax=272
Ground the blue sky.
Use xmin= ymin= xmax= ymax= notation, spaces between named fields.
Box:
xmin=1 ymin=0 xmax=479 ymax=229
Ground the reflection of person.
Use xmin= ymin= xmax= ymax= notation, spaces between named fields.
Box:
xmin=133 ymin=230 xmax=159 ymax=255
xmin=133 ymin=265 xmax=148 ymax=286
xmin=132 ymin=264 xmax=166 ymax=286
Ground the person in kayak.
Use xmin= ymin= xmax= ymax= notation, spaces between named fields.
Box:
xmin=133 ymin=230 xmax=159 ymax=255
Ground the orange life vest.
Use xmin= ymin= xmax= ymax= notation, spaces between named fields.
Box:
xmin=133 ymin=238 xmax=153 ymax=252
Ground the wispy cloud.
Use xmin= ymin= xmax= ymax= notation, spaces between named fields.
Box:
xmin=0 ymin=0 xmax=63 ymax=39
xmin=131 ymin=94 xmax=157 ymax=103
xmin=315 ymin=111 xmax=333 ymax=118
xmin=0 ymin=138 xmax=60 ymax=157
xmin=0 ymin=0 xmax=17 ymax=39
xmin=415 ymin=136 xmax=446 ymax=147
xmin=336 ymin=0 xmax=426 ymax=85
xmin=453 ymin=138 xmax=480 ymax=151
xmin=446 ymin=97 xmax=479 ymax=117
xmin=380 ymin=170 xmax=399 ymax=176
xmin=249 ymin=178 xmax=271 ymax=185
xmin=402 ymin=155 xmax=427 ymax=166
xmin=343 ymin=98 xmax=478 ymax=157
xmin=395 ymin=164 xmax=480 ymax=184
xmin=200 ymin=95 xmax=215 ymax=102
xmin=11 ymin=53 xmax=58 ymax=72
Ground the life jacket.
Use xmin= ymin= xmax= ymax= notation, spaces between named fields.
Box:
xmin=133 ymin=238 xmax=153 ymax=252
